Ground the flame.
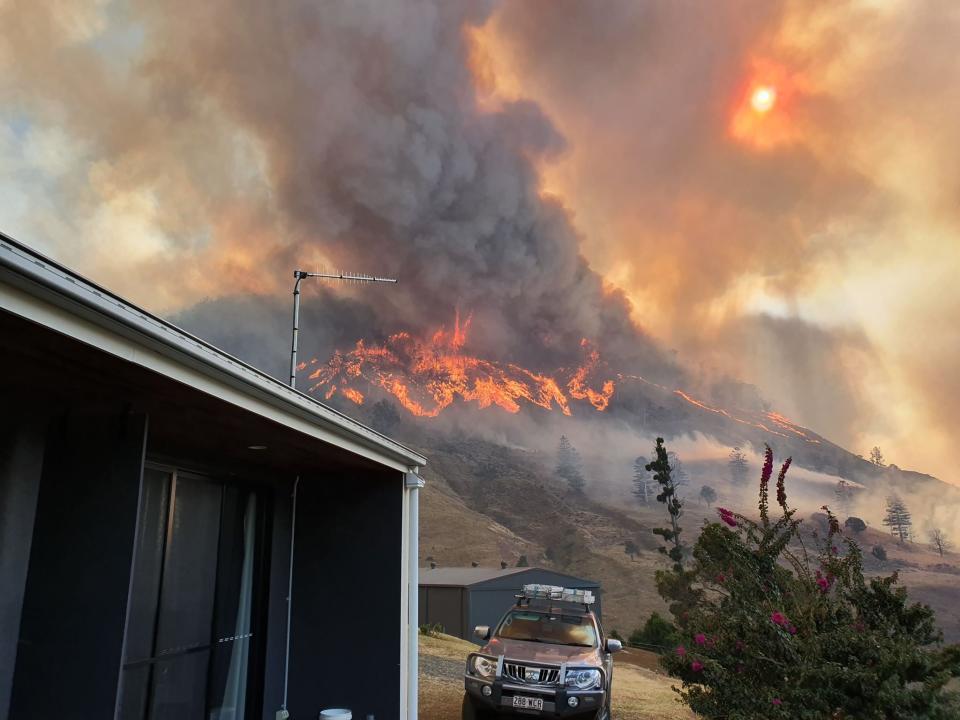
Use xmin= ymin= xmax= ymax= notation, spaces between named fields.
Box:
xmin=307 ymin=312 xmax=610 ymax=418
xmin=306 ymin=312 xmax=820 ymax=444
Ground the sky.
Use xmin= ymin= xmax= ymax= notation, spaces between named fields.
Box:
xmin=1 ymin=0 xmax=958 ymax=484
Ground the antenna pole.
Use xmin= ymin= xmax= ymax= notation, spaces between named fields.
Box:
xmin=288 ymin=269 xmax=397 ymax=390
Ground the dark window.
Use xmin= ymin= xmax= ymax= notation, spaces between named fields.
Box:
xmin=117 ymin=469 xmax=267 ymax=720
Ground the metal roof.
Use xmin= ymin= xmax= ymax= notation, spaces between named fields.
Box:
xmin=0 ymin=232 xmax=426 ymax=472
xmin=419 ymin=566 xmax=599 ymax=588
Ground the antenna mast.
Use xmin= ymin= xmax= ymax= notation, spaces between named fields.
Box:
xmin=289 ymin=269 xmax=397 ymax=389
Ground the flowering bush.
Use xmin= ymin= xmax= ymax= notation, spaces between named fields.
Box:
xmin=654 ymin=444 xmax=960 ymax=719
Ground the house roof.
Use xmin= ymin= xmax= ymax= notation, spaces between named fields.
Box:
xmin=419 ymin=566 xmax=599 ymax=588
xmin=0 ymin=232 xmax=426 ymax=473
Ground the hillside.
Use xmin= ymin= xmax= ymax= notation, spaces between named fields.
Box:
xmin=410 ymin=430 xmax=960 ymax=643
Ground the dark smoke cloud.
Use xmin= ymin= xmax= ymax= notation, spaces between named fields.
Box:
xmin=0 ymin=0 xmax=677 ymax=382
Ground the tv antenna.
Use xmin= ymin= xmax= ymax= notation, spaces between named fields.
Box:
xmin=289 ymin=269 xmax=397 ymax=389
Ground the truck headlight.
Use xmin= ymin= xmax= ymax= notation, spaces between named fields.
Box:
xmin=472 ymin=656 xmax=496 ymax=679
xmin=566 ymin=668 xmax=601 ymax=690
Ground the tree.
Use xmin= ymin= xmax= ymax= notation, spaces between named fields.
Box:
xmin=844 ymin=516 xmax=867 ymax=534
xmin=870 ymin=445 xmax=886 ymax=467
xmin=624 ymin=539 xmax=640 ymax=561
xmin=728 ymin=446 xmax=749 ymax=487
xmin=699 ymin=485 xmax=717 ymax=507
xmin=883 ymin=495 xmax=913 ymax=543
xmin=628 ymin=612 xmax=678 ymax=652
xmin=668 ymin=451 xmax=690 ymax=491
xmin=872 ymin=544 xmax=888 ymax=562
xmin=632 ymin=455 xmax=655 ymax=504
xmin=654 ymin=445 xmax=960 ymax=719
xmin=369 ymin=398 xmax=402 ymax=435
xmin=929 ymin=528 xmax=952 ymax=558
xmin=557 ymin=435 xmax=585 ymax=493
xmin=516 ymin=555 xmax=529 ymax=567
xmin=649 ymin=438 xmax=685 ymax=572
xmin=834 ymin=478 xmax=854 ymax=518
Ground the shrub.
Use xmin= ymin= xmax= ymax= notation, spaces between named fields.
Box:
xmin=654 ymin=443 xmax=960 ymax=719
xmin=609 ymin=629 xmax=624 ymax=642
xmin=628 ymin=611 xmax=678 ymax=652
xmin=845 ymin=516 xmax=867 ymax=533
xmin=419 ymin=623 xmax=445 ymax=638
xmin=872 ymin=544 xmax=888 ymax=561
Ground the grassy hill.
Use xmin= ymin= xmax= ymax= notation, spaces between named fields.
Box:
xmin=414 ymin=433 xmax=960 ymax=644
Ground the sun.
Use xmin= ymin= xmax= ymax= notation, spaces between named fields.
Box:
xmin=750 ymin=85 xmax=777 ymax=113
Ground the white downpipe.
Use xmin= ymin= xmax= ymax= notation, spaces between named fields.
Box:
xmin=405 ymin=472 xmax=424 ymax=720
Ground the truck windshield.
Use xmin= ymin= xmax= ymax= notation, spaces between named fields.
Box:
xmin=496 ymin=611 xmax=597 ymax=648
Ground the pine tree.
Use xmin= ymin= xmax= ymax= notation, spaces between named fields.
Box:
xmin=633 ymin=455 xmax=654 ymax=504
xmin=649 ymin=438 xmax=685 ymax=572
xmin=557 ymin=435 xmax=585 ymax=492
xmin=834 ymin=479 xmax=854 ymax=518
xmin=870 ymin=446 xmax=885 ymax=467
xmin=728 ymin=446 xmax=749 ymax=487
xmin=882 ymin=495 xmax=912 ymax=542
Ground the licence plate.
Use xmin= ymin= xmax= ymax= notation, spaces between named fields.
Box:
xmin=512 ymin=696 xmax=544 ymax=711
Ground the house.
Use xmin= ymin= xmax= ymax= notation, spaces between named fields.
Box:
xmin=0 ymin=233 xmax=426 ymax=720
xmin=419 ymin=567 xmax=602 ymax=642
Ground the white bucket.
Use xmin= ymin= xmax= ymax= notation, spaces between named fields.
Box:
xmin=320 ymin=711 xmax=352 ymax=720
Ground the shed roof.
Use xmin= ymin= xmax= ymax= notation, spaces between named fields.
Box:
xmin=419 ymin=566 xmax=599 ymax=588
xmin=0 ymin=232 xmax=426 ymax=472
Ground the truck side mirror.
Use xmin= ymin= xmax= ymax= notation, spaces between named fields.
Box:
xmin=474 ymin=625 xmax=491 ymax=641
xmin=605 ymin=639 xmax=623 ymax=653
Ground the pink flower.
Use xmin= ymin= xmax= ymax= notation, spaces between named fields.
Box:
xmin=816 ymin=577 xmax=830 ymax=591
xmin=717 ymin=508 xmax=738 ymax=527
xmin=675 ymin=645 xmax=687 ymax=656
xmin=735 ymin=639 xmax=745 ymax=651
xmin=772 ymin=698 xmax=782 ymax=706
xmin=788 ymin=624 xmax=797 ymax=635
xmin=776 ymin=458 xmax=791 ymax=507
xmin=770 ymin=611 xmax=788 ymax=627
xmin=715 ymin=572 xmax=726 ymax=584
xmin=694 ymin=633 xmax=707 ymax=646
xmin=691 ymin=661 xmax=704 ymax=672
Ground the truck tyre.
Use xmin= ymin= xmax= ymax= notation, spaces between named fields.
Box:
xmin=462 ymin=693 xmax=497 ymax=720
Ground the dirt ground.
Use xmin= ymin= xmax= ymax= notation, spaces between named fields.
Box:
xmin=418 ymin=633 xmax=693 ymax=720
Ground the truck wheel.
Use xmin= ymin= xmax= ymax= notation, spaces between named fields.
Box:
xmin=462 ymin=693 xmax=497 ymax=720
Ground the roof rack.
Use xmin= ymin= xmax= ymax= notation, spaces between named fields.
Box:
xmin=515 ymin=584 xmax=595 ymax=611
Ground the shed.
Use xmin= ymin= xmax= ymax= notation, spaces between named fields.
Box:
xmin=419 ymin=567 xmax=602 ymax=642
xmin=0 ymin=234 xmax=427 ymax=720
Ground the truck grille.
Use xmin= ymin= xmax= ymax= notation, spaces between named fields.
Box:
xmin=502 ymin=662 xmax=561 ymax=686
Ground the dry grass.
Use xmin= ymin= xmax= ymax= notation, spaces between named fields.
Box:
xmin=419 ymin=633 xmax=692 ymax=720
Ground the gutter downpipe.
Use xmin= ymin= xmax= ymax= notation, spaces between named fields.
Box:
xmin=405 ymin=471 xmax=425 ymax=720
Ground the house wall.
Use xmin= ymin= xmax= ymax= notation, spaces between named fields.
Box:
xmin=0 ymin=414 xmax=45 ymax=720
xmin=288 ymin=470 xmax=403 ymax=720
xmin=9 ymin=411 xmax=147 ymax=720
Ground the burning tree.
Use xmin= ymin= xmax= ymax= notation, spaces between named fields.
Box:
xmin=929 ymin=528 xmax=952 ymax=557
xmin=556 ymin=435 xmax=585 ymax=493
xmin=883 ymin=495 xmax=913 ymax=543
xmin=728 ymin=446 xmax=749 ymax=487
xmin=834 ymin=479 xmax=854 ymax=518
xmin=632 ymin=455 xmax=655 ymax=504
